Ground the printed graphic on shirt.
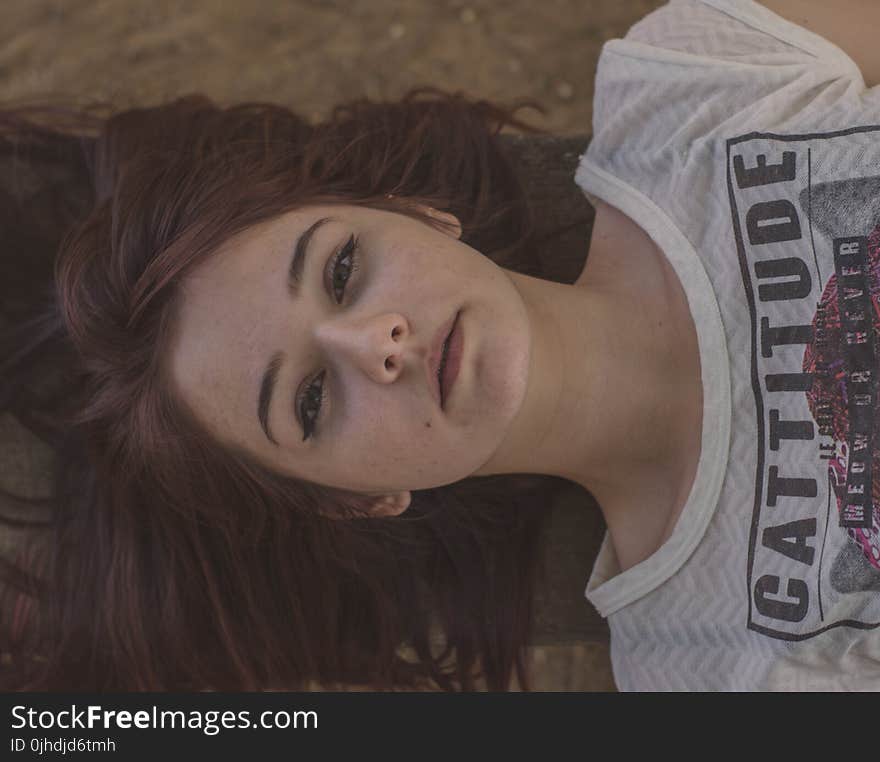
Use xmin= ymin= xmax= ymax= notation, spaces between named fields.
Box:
xmin=727 ymin=126 xmax=880 ymax=640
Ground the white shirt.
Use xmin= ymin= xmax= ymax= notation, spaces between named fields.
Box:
xmin=575 ymin=0 xmax=880 ymax=690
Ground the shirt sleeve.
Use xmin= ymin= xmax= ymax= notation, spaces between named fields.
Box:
xmin=621 ymin=0 xmax=864 ymax=82
xmin=580 ymin=0 xmax=868 ymax=205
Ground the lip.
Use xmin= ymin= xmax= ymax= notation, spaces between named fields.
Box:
xmin=428 ymin=310 xmax=458 ymax=409
xmin=440 ymin=311 xmax=462 ymax=408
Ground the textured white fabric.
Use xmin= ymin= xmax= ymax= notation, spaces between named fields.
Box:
xmin=574 ymin=0 xmax=880 ymax=690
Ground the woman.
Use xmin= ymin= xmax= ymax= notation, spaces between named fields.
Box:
xmin=1 ymin=0 xmax=878 ymax=691
xmin=0 ymin=86 xmax=583 ymax=692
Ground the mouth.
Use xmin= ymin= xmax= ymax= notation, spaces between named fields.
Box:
xmin=429 ymin=310 xmax=459 ymax=409
xmin=438 ymin=310 xmax=462 ymax=409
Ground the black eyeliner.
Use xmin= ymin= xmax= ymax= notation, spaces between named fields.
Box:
xmin=298 ymin=370 xmax=327 ymax=442
xmin=298 ymin=234 xmax=360 ymax=441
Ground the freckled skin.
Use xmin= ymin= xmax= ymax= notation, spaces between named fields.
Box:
xmin=168 ymin=197 xmax=703 ymax=537
xmin=168 ymin=202 xmax=532 ymax=515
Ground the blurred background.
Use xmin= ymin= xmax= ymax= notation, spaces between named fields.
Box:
xmin=0 ymin=0 xmax=665 ymax=691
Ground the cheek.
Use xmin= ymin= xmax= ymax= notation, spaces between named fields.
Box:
xmin=385 ymin=241 xmax=461 ymax=292
xmin=339 ymin=384 xmax=444 ymax=455
xmin=346 ymin=382 xmax=428 ymax=436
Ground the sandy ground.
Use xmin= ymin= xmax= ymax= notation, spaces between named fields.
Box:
xmin=0 ymin=0 xmax=666 ymax=691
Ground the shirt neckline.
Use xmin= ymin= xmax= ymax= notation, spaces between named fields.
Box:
xmin=575 ymin=158 xmax=733 ymax=618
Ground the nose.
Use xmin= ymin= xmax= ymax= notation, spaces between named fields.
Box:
xmin=315 ymin=311 xmax=415 ymax=384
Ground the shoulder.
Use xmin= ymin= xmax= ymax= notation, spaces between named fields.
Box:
xmin=754 ymin=0 xmax=879 ymax=87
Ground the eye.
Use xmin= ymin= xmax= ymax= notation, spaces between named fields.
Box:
xmin=297 ymin=234 xmax=362 ymax=441
xmin=329 ymin=234 xmax=361 ymax=304
xmin=298 ymin=370 xmax=327 ymax=443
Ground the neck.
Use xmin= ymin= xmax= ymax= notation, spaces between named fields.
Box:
xmin=473 ymin=252 xmax=696 ymax=519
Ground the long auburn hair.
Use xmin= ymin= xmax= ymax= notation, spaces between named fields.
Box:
xmin=0 ymin=87 xmax=574 ymax=691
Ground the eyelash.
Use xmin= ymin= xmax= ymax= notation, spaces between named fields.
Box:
xmin=297 ymin=234 xmax=361 ymax=442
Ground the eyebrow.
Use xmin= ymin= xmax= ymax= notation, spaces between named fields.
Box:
xmin=257 ymin=215 xmax=336 ymax=445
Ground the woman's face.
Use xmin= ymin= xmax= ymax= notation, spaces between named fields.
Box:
xmin=168 ymin=202 xmax=531 ymax=514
